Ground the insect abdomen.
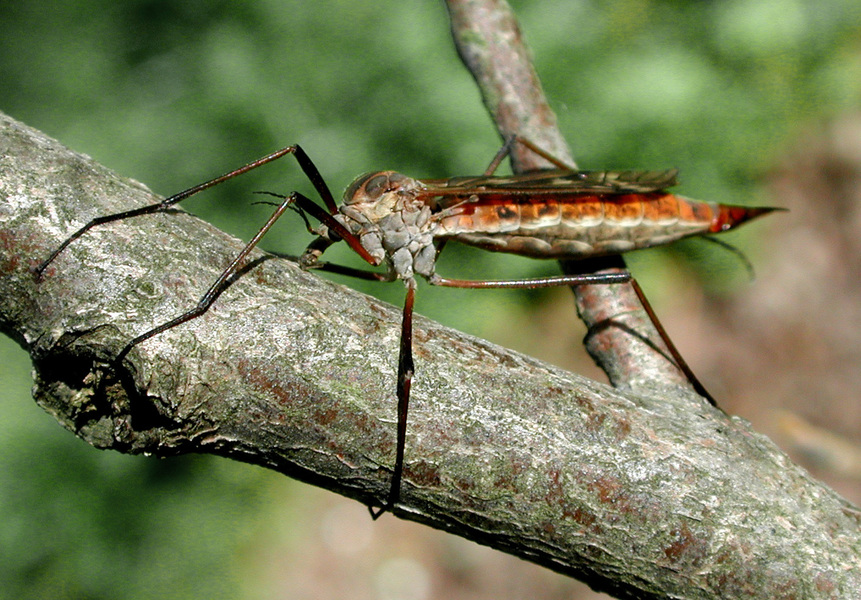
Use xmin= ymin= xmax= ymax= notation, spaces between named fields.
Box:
xmin=436 ymin=193 xmax=773 ymax=259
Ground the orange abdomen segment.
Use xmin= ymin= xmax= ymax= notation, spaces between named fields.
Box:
xmin=436 ymin=192 xmax=779 ymax=259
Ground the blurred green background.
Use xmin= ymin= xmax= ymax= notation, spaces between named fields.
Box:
xmin=1 ymin=1 xmax=860 ymax=598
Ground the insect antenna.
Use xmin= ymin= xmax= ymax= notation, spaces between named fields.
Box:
xmin=253 ymin=191 xmax=317 ymax=234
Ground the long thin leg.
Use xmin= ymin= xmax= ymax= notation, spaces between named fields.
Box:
xmin=625 ymin=278 xmax=715 ymax=405
xmin=300 ymin=258 xmax=395 ymax=283
xmin=114 ymin=192 xmax=299 ymax=365
xmin=36 ymin=145 xmax=334 ymax=278
xmin=114 ymin=182 xmax=380 ymax=366
xmin=428 ymin=271 xmax=715 ymax=405
xmin=482 ymin=135 xmax=519 ymax=175
xmin=368 ymin=267 xmax=712 ymax=518
xmin=370 ymin=278 xmax=416 ymax=519
xmin=481 ymin=135 xmax=577 ymax=177
xmin=511 ymin=136 xmax=578 ymax=170
xmin=478 ymin=138 xmax=713 ymax=403
xmin=427 ymin=271 xmax=632 ymax=289
xmin=255 ymin=191 xmax=378 ymax=266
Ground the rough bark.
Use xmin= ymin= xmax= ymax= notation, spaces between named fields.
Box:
xmin=2 ymin=107 xmax=860 ymax=598
xmin=2 ymin=1 xmax=861 ymax=597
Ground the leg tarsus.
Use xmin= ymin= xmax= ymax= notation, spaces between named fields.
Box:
xmin=368 ymin=503 xmax=391 ymax=520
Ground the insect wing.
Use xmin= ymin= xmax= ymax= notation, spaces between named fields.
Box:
xmin=421 ymin=169 xmax=680 ymax=209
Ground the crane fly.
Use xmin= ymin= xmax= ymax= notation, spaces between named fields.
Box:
xmin=36 ymin=136 xmax=780 ymax=518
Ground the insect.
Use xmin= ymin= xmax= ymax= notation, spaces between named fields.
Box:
xmin=36 ymin=136 xmax=779 ymax=518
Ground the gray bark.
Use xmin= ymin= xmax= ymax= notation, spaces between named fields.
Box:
xmin=1 ymin=0 xmax=860 ymax=596
xmin=2 ymin=110 xmax=860 ymax=598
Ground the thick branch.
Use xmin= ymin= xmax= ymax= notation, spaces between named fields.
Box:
xmin=446 ymin=0 xmax=695 ymax=397
xmin=2 ymin=111 xmax=860 ymax=597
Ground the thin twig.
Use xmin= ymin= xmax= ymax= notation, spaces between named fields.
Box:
xmin=446 ymin=0 xmax=697 ymax=398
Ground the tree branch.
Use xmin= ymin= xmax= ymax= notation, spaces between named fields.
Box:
xmin=446 ymin=0 xmax=696 ymax=398
xmin=2 ymin=104 xmax=860 ymax=598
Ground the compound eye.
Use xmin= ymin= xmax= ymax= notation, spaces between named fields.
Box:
xmin=344 ymin=171 xmax=412 ymax=204
xmin=344 ymin=172 xmax=379 ymax=204
xmin=363 ymin=174 xmax=391 ymax=199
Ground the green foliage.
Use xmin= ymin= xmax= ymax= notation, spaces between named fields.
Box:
xmin=1 ymin=1 xmax=859 ymax=597
xmin=0 ymin=338 xmax=300 ymax=600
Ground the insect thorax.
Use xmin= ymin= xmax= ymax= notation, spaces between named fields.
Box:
xmin=338 ymin=173 xmax=439 ymax=280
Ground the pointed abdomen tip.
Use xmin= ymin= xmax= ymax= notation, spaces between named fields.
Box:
xmin=710 ymin=205 xmax=786 ymax=233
